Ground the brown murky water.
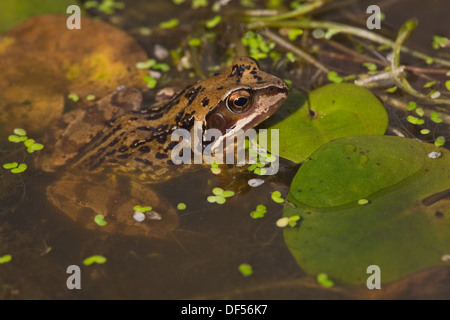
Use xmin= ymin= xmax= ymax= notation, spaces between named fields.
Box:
xmin=0 ymin=0 xmax=449 ymax=299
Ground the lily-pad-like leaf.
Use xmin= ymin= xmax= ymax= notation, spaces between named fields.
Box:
xmin=283 ymin=135 xmax=450 ymax=285
xmin=260 ymin=84 xmax=388 ymax=163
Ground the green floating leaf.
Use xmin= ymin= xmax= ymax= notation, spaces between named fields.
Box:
xmin=0 ymin=254 xmax=12 ymax=264
xmin=317 ymin=273 xmax=334 ymax=288
xmin=434 ymin=136 xmax=446 ymax=147
xmin=133 ymin=205 xmax=152 ymax=212
xmin=260 ymin=84 xmax=388 ymax=163
xmin=406 ymin=101 xmax=417 ymax=111
xmin=68 ymin=93 xmax=79 ymax=102
xmin=94 ymin=214 xmax=107 ymax=226
xmin=205 ymin=15 xmax=221 ymax=29
xmin=83 ymin=255 xmax=107 ymax=266
xmin=250 ymin=204 xmax=267 ymax=219
xmin=238 ymin=263 xmax=253 ymax=276
xmin=13 ymin=128 xmax=27 ymax=136
xmin=159 ymin=18 xmax=179 ymax=29
xmin=3 ymin=162 xmax=18 ymax=169
xmin=284 ymin=135 xmax=450 ymax=285
xmin=327 ymin=71 xmax=343 ymax=83
xmin=8 ymin=135 xmax=27 ymax=143
xmin=271 ymin=191 xmax=285 ymax=204
xmin=10 ymin=163 xmax=27 ymax=174
xmin=177 ymin=203 xmax=187 ymax=210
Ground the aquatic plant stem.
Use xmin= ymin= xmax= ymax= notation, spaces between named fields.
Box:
xmin=391 ymin=19 xmax=450 ymax=105
xmin=247 ymin=19 xmax=450 ymax=68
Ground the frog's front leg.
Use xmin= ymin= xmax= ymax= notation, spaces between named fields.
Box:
xmin=47 ymin=172 xmax=178 ymax=238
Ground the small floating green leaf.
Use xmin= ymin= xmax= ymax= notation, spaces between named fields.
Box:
xmin=205 ymin=15 xmax=221 ymax=29
xmin=423 ymin=81 xmax=436 ymax=88
xmin=358 ymin=199 xmax=370 ymax=205
xmin=317 ymin=273 xmax=334 ymax=288
xmin=188 ymin=38 xmax=202 ymax=47
xmin=445 ymin=80 xmax=450 ymax=91
xmin=24 ymin=139 xmax=35 ymax=148
xmin=327 ymin=71 xmax=343 ymax=83
xmin=68 ymin=93 xmax=79 ymax=102
xmin=222 ymin=190 xmax=235 ymax=198
xmin=0 ymin=254 xmax=12 ymax=264
xmin=250 ymin=204 xmax=267 ymax=219
xmin=431 ymin=112 xmax=443 ymax=123
xmin=10 ymin=163 xmax=27 ymax=174
xmin=86 ymin=94 xmax=96 ymax=101
xmin=434 ymin=136 xmax=446 ymax=147
xmin=271 ymin=191 xmax=285 ymax=203
xmin=288 ymin=28 xmax=303 ymax=41
xmin=406 ymin=101 xmax=417 ymax=111
xmin=177 ymin=203 xmax=187 ymax=210
xmin=159 ymin=18 xmax=179 ymax=29
xmin=385 ymin=86 xmax=397 ymax=93
xmin=133 ymin=205 xmax=152 ymax=212
xmin=143 ymin=75 xmax=157 ymax=88
xmin=3 ymin=162 xmax=18 ymax=169
xmin=212 ymin=187 xmax=223 ymax=196
xmin=415 ymin=108 xmax=425 ymax=117
xmin=94 ymin=214 xmax=107 ymax=227
xmin=238 ymin=263 xmax=253 ymax=276
xmin=83 ymin=255 xmax=107 ymax=266
xmin=420 ymin=129 xmax=430 ymax=135
xmin=13 ymin=128 xmax=27 ymax=136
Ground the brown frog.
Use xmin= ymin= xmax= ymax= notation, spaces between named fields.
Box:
xmin=35 ymin=57 xmax=289 ymax=237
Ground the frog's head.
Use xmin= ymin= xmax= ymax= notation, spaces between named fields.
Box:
xmin=184 ymin=57 xmax=289 ymax=140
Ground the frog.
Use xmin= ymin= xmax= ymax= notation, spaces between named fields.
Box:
xmin=35 ymin=57 xmax=289 ymax=238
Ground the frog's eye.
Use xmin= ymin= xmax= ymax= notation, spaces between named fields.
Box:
xmin=226 ymin=90 xmax=253 ymax=114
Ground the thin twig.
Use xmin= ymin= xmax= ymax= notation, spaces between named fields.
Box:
xmin=260 ymin=29 xmax=330 ymax=74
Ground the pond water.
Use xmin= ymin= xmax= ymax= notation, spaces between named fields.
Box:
xmin=0 ymin=0 xmax=449 ymax=299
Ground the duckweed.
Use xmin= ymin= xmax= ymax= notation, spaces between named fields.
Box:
xmin=238 ymin=263 xmax=253 ymax=277
xmin=358 ymin=199 xmax=370 ymax=205
xmin=317 ymin=273 xmax=334 ymax=288
xmin=434 ymin=136 xmax=446 ymax=147
xmin=445 ymin=80 xmax=450 ymax=91
xmin=159 ymin=18 xmax=179 ymax=29
xmin=94 ymin=214 xmax=107 ymax=226
xmin=430 ymin=112 xmax=443 ymax=123
xmin=10 ymin=163 xmax=27 ymax=174
xmin=13 ymin=128 xmax=27 ymax=136
xmin=420 ymin=129 xmax=430 ymax=135
xmin=250 ymin=204 xmax=267 ymax=219
xmin=385 ymin=86 xmax=397 ymax=93
xmin=86 ymin=94 xmax=96 ymax=101
xmin=423 ymin=81 xmax=436 ymax=88
xmin=205 ymin=15 xmax=221 ymax=29
xmin=177 ymin=203 xmax=187 ymax=210
xmin=0 ymin=254 xmax=12 ymax=264
xmin=210 ymin=161 xmax=221 ymax=174
xmin=83 ymin=255 xmax=107 ymax=266
xmin=3 ymin=162 xmax=18 ymax=169
xmin=68 ymin=93 xmax=79 ymax=102
xmin=406 ymin=101 xmax=417 ymax=111
xmin=415 ymin=108 xmax=425 ymax=117
xmin=207 ymin=187 xmax=234 ymax=204
xmin=407 ymin=115 xmax=424 ymax=125
xmin=276 ymin=215 xmax=300 ymax=228
xmin=133 ymin=205 xmax=152 ymax=212
xmin=271 ymin=191 xmax=285 ymax=203
xmin=327 ymin=71 xmax=343 ymax=83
